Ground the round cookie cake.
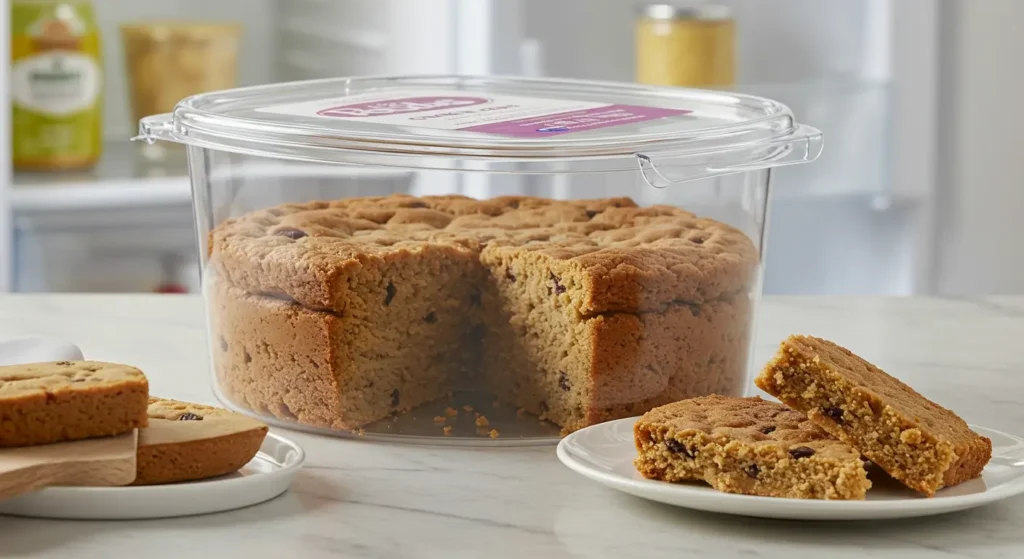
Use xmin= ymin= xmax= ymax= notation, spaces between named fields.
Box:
xmin=208 ymin=195 xmax=758 ymax=434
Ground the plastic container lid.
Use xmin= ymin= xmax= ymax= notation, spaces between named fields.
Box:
xmin=136 ymin=75 xmax=821 ymax=184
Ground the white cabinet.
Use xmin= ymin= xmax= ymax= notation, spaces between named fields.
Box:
xmin=14 ymin=205 xmax=198 ymax=293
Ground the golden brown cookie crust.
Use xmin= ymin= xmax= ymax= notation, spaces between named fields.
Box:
xmin=755 ymin=335 xmax=992 ymax=496
xmin=0 ymin=361 xmax=149 ymax=447
xmin=634 ymin=395 xmax=871 ymax=500
xmin=209 ymin=195 xmax=758 ymax=314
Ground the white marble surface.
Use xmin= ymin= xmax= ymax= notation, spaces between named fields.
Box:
xmin=1 ymin=295 xmax=1023 ymax=558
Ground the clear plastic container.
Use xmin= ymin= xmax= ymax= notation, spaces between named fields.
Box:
xmin=136 ymin=75 xmax=822 ymax=444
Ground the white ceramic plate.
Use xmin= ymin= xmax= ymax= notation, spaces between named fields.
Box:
xmin=0 ymin=432 xmax=305 ymax=520
xmin=557 ymin=417 xmax=1024 ymax=520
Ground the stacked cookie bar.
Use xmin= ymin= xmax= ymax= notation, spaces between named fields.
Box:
xmin=0 ymin=361 xmax=267 ymax=485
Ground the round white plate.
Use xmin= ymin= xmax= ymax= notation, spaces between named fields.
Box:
xmin=0 ymin=431 xmax=305 ymax=520
xmin=557 ymin=417 xmax=1024 ymax=520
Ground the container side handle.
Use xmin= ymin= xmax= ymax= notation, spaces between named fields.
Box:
xmin=637 ymin=124 xmax=823 ymax=188
xmin=131 ymin=113 xmax=177 ymax=144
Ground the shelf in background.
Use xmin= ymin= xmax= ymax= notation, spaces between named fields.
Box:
xmin=12 ymin=142 xmax=192 ymax=213
xmin=10 ymin=140 xmax=418 ymax=214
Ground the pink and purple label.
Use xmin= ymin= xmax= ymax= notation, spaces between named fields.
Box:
xmin=460 ymin=104 xmax=689 ymax=137
xmin=259 ymin=91 xmax=691 ymax=138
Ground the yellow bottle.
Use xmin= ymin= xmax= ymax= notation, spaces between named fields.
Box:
xmin=11 ymin=1 xmax=103 ymax=171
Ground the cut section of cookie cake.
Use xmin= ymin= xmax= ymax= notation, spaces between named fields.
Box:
xmin=634 ymin=395 xmax=871 ymax=500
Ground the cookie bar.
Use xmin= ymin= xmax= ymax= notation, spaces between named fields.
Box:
xmin=634 ymin=395 xmax=871 ymax=500
xmin=0 ymin=361 xmax=149 ymax=447
xmin=134 ymin=397 xmax=268 ymax=485
xmin=755 ymin=335 xmax=992 ymax=496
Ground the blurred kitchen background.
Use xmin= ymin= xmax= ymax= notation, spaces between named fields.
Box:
xmin=1 ymin=0 xmax=1021 ymax=296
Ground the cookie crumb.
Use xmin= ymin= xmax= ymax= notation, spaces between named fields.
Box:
xmin=433 ymin=415 xmax=447 ymax=423
xmin=442 ymin=425 xmax=453 ymax=436
xmin=475 ymin=415 xmax=490 ymax=427
xmin=444 ymin=406 xmax=458 ymax=418
xmin=488 ymin=429 xmax=499 ymax=439
xmin=356 ymin=428 xmax=366 ymax=437
xmin=900 ymin=428 xmax=923 ymax=444
xmin=463 ymin=405 xmax=474 ymax=413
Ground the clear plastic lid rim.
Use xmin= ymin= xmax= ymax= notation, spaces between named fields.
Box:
xmin=133 ymin=75 xmax=823 ymax=185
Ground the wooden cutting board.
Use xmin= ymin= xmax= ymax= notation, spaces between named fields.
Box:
xmin=0 ymin=430 xmax=138 ymax=500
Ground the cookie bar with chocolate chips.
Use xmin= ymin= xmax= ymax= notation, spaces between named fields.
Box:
xmin=755 ymin=335 xmax=992 ymax=496
xmin=634 ymin=395 xmax=871 ymax=500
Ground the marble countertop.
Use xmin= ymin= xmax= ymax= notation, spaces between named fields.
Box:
xmin=1 ymin=295 xmax=1023 ymax=558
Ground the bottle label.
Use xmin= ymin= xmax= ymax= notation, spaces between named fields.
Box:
xmin=258 ymin=90 xmax=690 ymax=138
xmin=11 ymin=52 xmax=101 ymax=116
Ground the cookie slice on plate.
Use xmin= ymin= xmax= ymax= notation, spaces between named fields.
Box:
xmin=634 ymin=395 xmax=871 ymax=500
xmin=0 ymin=361 xmax=148 ymax=447
xmin=134 ymin=397 xmax=268 ymax=485
xmin=755 ymin=335 xmax=992 ymax=496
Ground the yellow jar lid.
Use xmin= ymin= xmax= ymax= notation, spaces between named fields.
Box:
xmin=637 ymin=3 xmax=732 ymax=21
